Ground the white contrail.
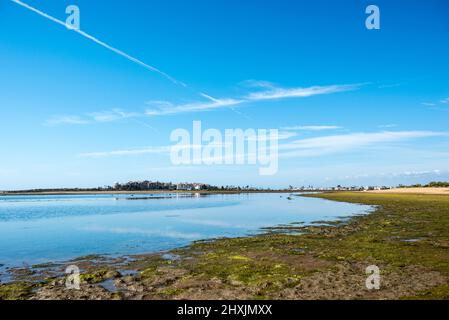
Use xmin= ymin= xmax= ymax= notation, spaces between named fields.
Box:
xmin=10 ymin=0 xmax=186 ymax=87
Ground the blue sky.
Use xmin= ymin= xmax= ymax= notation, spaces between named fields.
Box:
xmin=1 ymin=0 xmax=449 ymax=189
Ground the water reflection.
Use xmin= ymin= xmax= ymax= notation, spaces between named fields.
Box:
xmin=0 ymin=193 xmax=372 ymax=268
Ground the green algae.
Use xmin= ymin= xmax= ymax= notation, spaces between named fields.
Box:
xmin=302 ymin=193 xmax=449 ymax=275
xmin=0 ymin=282 xmax=34 ymax=300
xmin=80 ymin=269 xmax=120 ymax=284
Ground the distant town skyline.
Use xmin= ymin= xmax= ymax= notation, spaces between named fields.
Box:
xmin=1 ymin=0 xmax=449 ymax=190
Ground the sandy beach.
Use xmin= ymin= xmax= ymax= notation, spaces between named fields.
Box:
xmin=368 ymin=187 xmax=449 ymax=195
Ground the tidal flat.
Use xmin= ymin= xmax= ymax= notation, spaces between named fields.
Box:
xmin=1 ymin=192 xmax=449 ymax=300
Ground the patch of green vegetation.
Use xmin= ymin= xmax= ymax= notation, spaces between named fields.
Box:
xmin=253 ymin=294 xmax=268 ymax=300
xmin=159 ymin=288 xmax=187 ymax=296
xmin=80 ymin=269 xmax=119 ymax=284
xmin=31 ymin=262 xmax=59 ymax=269
xmin=229 ymin=255 xmax=252 ymax=261
xmin=176 ymin=243 xmax=308 ymax=295
xmin=72 ymin=254 xmax=107 ymax=262
xmin=138 ymin=256 xmax=170 ymax=279
xmin=111 ymin=292 xmax=123 ymax=300
xmin=303 ymin=193 xmax=449 ymax=276
xmin=0 ymin=282 xmax=34 ymax=300
xmin=399 ymin=181 xmax=449 ymax=188
xmin=140 ymin=266 xmax=158 ymax=279
xmin=402 ymin=284 xmax=449 ymax=300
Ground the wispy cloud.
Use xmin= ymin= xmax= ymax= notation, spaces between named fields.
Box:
xmin=422 ymin=97 xmax=449 ymax=108
xmin=240 ymin=80 xmax=276 ymax=89
xmin=279 ymin=131 xmax=447 ymax=158
xmin=246 ymin=130 xmax=298 ymax=142
xmin=245 ymin=83 xmax=360 ymax=101
xmin=88 ymin=109 xmax=139 ymax=122
xmin=78 ymin=130 xmax=447 ymax=161
xmin=45 ymin=115 xmax=90 ymax=126
xmin=79 ymin=146 xmax=171 ymax=158
xmin=378 ymin=124 xmax=397 ymax=129
xmin=281 ymin=125 xmax=342 ymax=131
xmin=146 ymin=83 xmax=361 ymax=116
xmin=146 ymin=94 xmax=243 ymax=116
xmin=47 ymin=82 xmax=361 ymax=123
xmin=45 ymin=108 xmax=140 ymax=126
xmin=79 ymin=130 xmax=295 ymax=158
xmin=396 ymin=169 xmax=446 ymax=177
xmin=10 ymin=0 xmax=184 ymax=86
xmin=378 ymin=83 xmax=401 ymax=89
xmin=336 ymin=169 xmax=449 ymax=182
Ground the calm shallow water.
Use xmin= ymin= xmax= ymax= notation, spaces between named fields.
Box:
xmin=0 ymin=193 xmax=372 ymax=269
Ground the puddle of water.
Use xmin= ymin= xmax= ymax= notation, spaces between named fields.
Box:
xmin=99 ymin=279 xmax=118 ymax=293
xmin=119 ymin=269 xmax=138 ymax=277
xmin=162 ymin=253 xmax=181 ymax=261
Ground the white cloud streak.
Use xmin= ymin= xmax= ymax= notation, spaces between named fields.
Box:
xmin=79 ymin=146 xmax=171 ymax=158
xmin=49 ymin=82 xmax=358 ymax=123
xmin=281 ymin=125 xmax=342 ymax=131
xmin=78 ymin=131 xmax=447 ymax=160
xmin=45 ymin=117 xmax=75 ymax=126
xmin=245 ymin=84 xmax=359 ymax=101
xmin=336 ymin=169 xmax=449 ymax=182
xmin=88 ymin=109 xmax=138 ymax=122
xmin=146 ymin=83 xmax=361 ymax=116
xmin=422 ymin=97 xmax=449 ymax=108
xmin=279 ymin=131 xmax=447 ymax=158
xmin=45 ymin=115 xmax=90 ymax=126
xmin=45 ymin=109 xmax=139 ymax=126
xmin=10 ymin=0 xmax=185 ymax=86
xmin=378 ymin=124 xmax=397 ymax=129
xmin=146 ymin=94 xmax=244 ymax=116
